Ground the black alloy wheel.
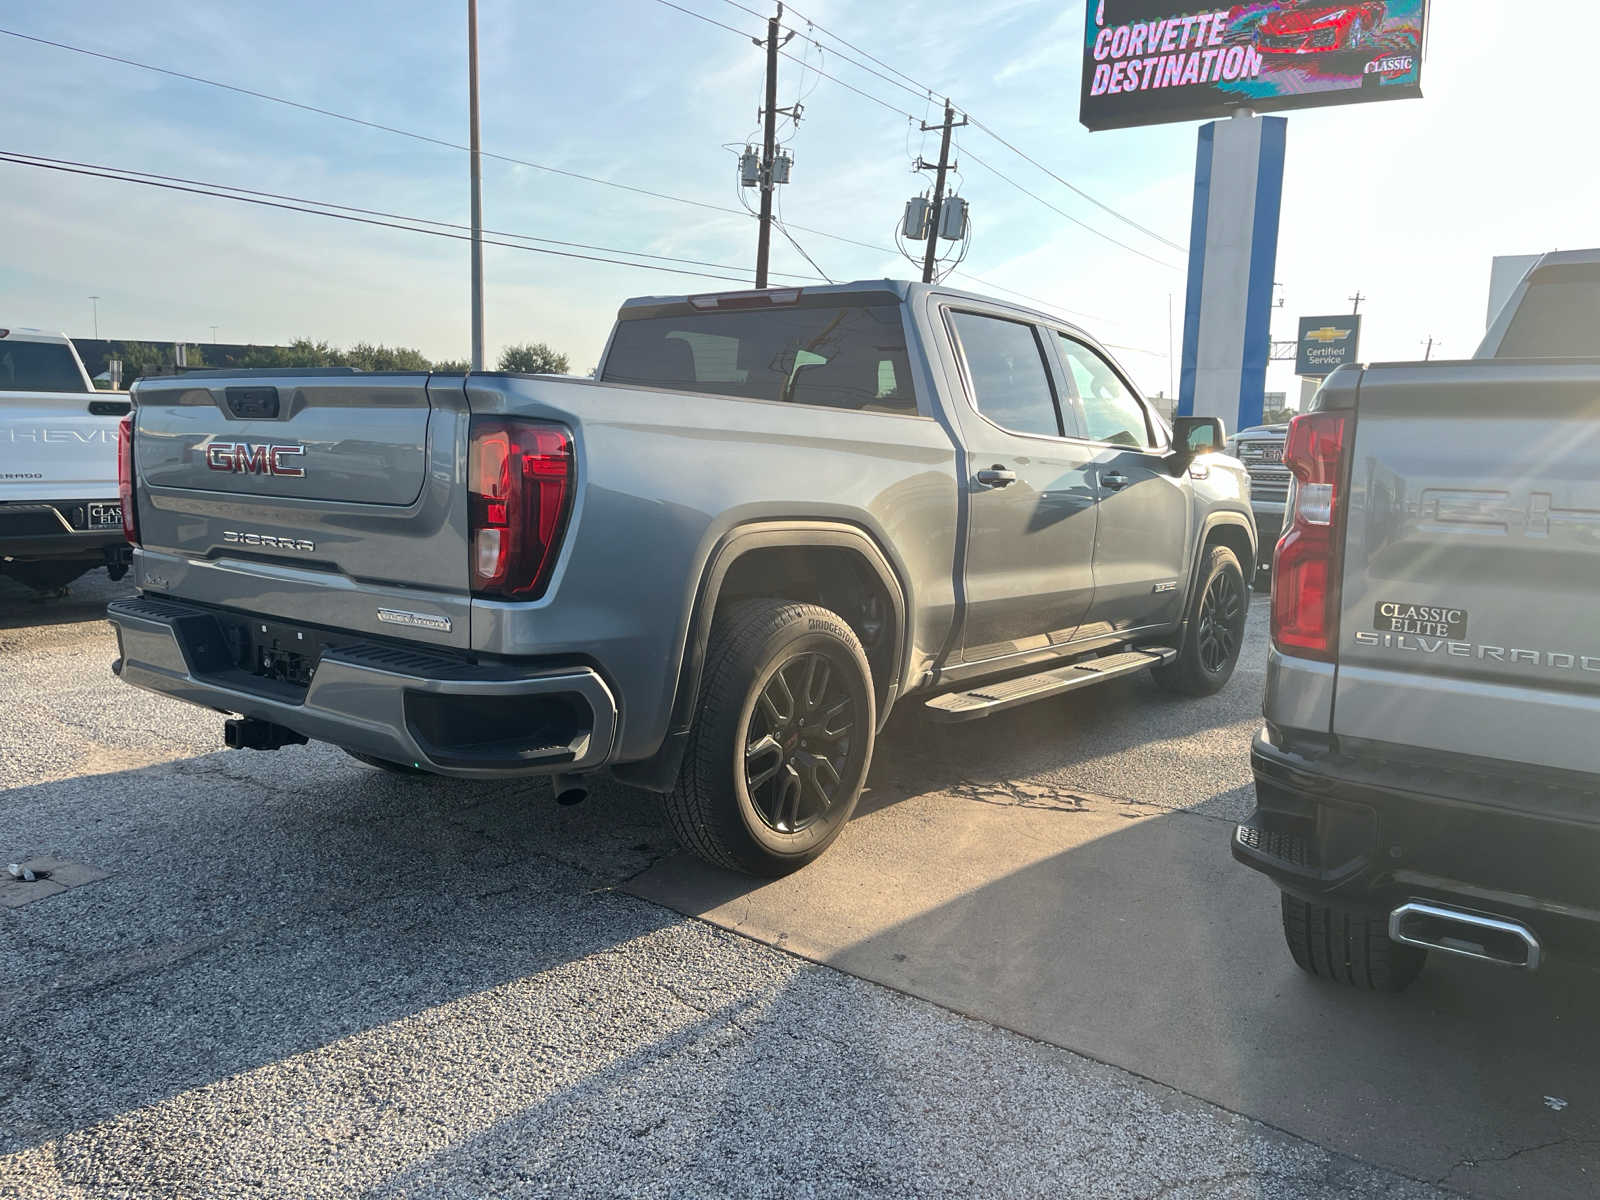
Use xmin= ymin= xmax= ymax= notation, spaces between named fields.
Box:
xmin=743 ymin=652 xmax=857 ymax=834
xmin=1197 ymin=567 xmax=1246 ymax=674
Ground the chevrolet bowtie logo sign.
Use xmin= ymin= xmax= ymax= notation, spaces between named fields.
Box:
xmin=1296 ymin=314 xmax=1363 ymax=378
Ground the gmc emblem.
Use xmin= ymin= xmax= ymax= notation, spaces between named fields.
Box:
xmin=206 ymin=441 xmax=307 ymax=477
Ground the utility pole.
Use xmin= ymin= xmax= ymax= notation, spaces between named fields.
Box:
xmin=88 ymin=296 xmax=99 ymax=340
xmin=917 ymin=99 xmax=967 ymax=285
xmin=467 ymin=0 xmax=485 ymax=370
xmin=753 ymin=4 xmax=792 ymax=289
xmin=1349 ymin=290 xmax=1365 ymax=315
xmin=209 ymin=325 xmax=220 ymax=344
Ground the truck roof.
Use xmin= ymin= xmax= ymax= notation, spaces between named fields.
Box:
xmin=0 ymin=327 xmax=74 ymax=345
xmin=616 ymin=279 xmax=1097 ymax=342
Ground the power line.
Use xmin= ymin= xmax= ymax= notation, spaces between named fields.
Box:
xmin=966 ymin=117 xmax=1186 ymax=254
xmin=0 ymin=151 xmax=804 ymax=287
xmin=0 ymin=25 xmax=749 ymax=219
xmin=740 ymin=4 xmax=1188 ymax=254
xmin=0 ymin=151 xmax=825 ymax=281
xmin=962 ymin=148 xmax=1181 ymax=272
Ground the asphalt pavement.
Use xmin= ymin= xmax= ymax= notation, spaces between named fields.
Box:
xmin=0 ymin=569 xmax=1565 ymax=1197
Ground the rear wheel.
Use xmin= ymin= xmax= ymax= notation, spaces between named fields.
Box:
xmin=1152 ymin=544 xmax=1248 ymax=696
xmin=665 ymin=599 xmax=875 ymax=876
xmin=1281 ymin=893 xmax=1427 ymax=992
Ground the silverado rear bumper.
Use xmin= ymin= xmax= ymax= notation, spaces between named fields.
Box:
xmin=108 ymin=594 xmax=618 ymax=779
xmin=0 ymin=501 xmax=128 ymax=561
xmin=1235 ymin=726 xmax=1600 ymax=961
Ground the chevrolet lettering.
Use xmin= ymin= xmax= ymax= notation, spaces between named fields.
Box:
xmin=206 ymin=442 xmax=307 ymax=477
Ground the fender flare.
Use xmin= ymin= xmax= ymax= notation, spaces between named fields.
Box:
xmin=612 ymin=520 xmax=910 ymax=792
xmin=1181 ymin=512 xmax=1259 ymax=624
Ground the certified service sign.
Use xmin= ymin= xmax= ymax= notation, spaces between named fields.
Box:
xmin=1296 ymin=315 xmax=1362 ymax=378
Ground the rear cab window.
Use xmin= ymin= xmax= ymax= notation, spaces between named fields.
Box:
xmin=1495 ymin=263 xmax=1600 ymax=358
xmin=600 ymin=296 xmax=920 ymax=415
xmin=0 ymin=340 xmax=88 ymax=393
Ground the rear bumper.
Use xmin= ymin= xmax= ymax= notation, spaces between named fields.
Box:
xmin=1235 ymin=726 xmax=1600 ymax=959
xmin=0 ymin=502 xmax=127 ymax=561
xmin=108 ymin=594 xmax=619 ymax=779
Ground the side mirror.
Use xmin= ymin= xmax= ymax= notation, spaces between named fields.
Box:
xmin=1173 ymin=416 xmax=1225 ymax=459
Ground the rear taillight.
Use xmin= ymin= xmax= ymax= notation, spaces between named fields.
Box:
xmin=468 ymin=417 xmax=573 ymax=599
xmin=1271 ymin=411 xmax=1349 ymax=661
xmin=117 ymin=414 xmax=139 ymax=545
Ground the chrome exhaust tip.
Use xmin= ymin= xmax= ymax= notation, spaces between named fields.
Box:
xmin=1389 ymin=901 xmax=1541 ymax=970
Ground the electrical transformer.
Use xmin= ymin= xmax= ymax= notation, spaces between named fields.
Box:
xmin=939 ymin=196 xmax=969 ymax=241
xmin=901 ymin=196 xmax=931 ymax=240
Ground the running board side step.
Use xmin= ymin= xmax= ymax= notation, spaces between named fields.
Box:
xmin=924 ymin=648 xmax=1176 ymax=722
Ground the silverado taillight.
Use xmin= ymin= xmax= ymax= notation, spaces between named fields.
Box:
xmin=468 ymin=417 xmax=573 ymax=599
xmin=117 ymin=413 xmax=139 ymax=545
xmin=1271 ymin=411 xmax=1349 ymax=661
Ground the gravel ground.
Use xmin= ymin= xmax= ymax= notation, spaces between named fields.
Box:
xmin=0 ymin=571 xmax=1451 ymax=1198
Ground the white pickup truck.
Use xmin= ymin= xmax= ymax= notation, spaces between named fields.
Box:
xmin=0 ymin=327 xmax=131 ymax=593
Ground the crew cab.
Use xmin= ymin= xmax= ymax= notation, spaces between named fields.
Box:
xmin=1235 ymin=248 xmax=1600 ymax=988
xmin=0 ymin=326 xmax=131 ymax=593
xmin=109 ymin=281 xmax=1256 ymax=875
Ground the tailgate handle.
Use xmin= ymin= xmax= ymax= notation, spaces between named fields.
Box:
xmin=225 ymin=386 xmax=280 ymax=420
xmin=89 ymin=399 xmax=131 ymax=417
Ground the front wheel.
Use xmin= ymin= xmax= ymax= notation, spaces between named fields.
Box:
xmin=665 ymin=599 xmax=875 ymax=876
xmin=1152 ymin=544 xmax=1248 ymax=696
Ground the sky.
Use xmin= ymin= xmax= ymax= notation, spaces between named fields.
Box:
xmin=1 ymin=0 xmax=1596 ymax=398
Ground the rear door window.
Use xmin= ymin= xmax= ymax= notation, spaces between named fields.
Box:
xmin=0 ymin=341 xmax=87 ymax=393
xmin=601 ymin=300 xmax=919 ymax=414
xmin=949 ymin=312 xmax=1062 ymax=438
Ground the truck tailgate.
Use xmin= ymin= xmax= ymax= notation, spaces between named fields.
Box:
xmin=1 ymin=390 xmax=127 ymax=501
xmin=1334 ymin=361 xmax=1600 ymax=774
xmin=131 ymin=372 xmax=471 ymax=648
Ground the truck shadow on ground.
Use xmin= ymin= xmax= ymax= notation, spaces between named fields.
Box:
xmin=0 ymin=569 xmax=130 ymax=630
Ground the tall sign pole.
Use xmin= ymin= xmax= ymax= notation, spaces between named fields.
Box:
xmin=467 ymin=0 xmax=485 ymax=370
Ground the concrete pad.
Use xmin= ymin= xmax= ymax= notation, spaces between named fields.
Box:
xmin=630 ymin=784 xmax=1600 ymax=1197
xmin=1 ymin=857 xmax=110 ymax=908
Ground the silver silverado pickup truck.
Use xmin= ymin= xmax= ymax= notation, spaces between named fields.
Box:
xmin=110 ymin=281 xmax=1255 ymax=875
xmin=1236 ymin=248 xmax=1600 ymax=988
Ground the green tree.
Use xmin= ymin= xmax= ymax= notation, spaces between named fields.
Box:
xmin=431 ymin=359 xmax=471 ymax=373
xmin=239 ymin=339 xmax=344 ymax=368
xmin=344 ymin=342 xmax=432 ymax=372
xmin=111 ymin=341 xmax=168 ymax=385
xmin=497 ymin=342 xmax=569 ymax=375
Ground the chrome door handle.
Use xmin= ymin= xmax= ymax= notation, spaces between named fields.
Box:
xmin=976 ymin=466 xmax=1017 ymax=489
xmin=1102 ymin=471 xmax=1130 ymax=491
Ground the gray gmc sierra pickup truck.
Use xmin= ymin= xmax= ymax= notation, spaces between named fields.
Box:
xmin=109 ymin=281 xmax=1256 ymax=875
xmin=1236 ymin=248 xmax=1600 ymax=988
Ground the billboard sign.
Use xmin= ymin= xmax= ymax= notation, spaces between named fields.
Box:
xmin=1081 ymin=1 xmax=1427 ymax=131
xmin=1296 ymin=314 xmax=1362 ymax=376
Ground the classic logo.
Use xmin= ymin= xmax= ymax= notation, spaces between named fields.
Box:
xmin=1304 ymin=326 xmax=1353 ymax=344
xmin=1373 ymin=601 xmax=1468 ymax=640
xmin=1364 ymin=54 xmax=1416 ymax=78
xmin=206 ymin=441 xmax=307 ymax=477
xmin=223 ymin=530 xmax=315 ymax=552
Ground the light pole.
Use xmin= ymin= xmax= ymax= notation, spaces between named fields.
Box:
xmin=210 ymin=325 xmax=221 ymax=344
xmin=88 ymin=295 xmax=100 ymax=340
xmin=467 ymin=0 xmax=485 ymax=371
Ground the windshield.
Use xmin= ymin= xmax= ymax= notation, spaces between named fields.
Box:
xmin=600 ymin=300 xmax=918 ymax=415
xmin=1495 ymin=263 xmax=1600 ymax=358
xmin=0 ymin=339 xmax=88 ymax=393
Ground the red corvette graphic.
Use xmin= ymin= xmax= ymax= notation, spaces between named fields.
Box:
xmin=1258 ymin=2 xmax=1388 ymax=54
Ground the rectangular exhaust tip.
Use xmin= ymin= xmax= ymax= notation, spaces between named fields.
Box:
xmin=1390 ymin=901 xmax=1541 ymax=970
